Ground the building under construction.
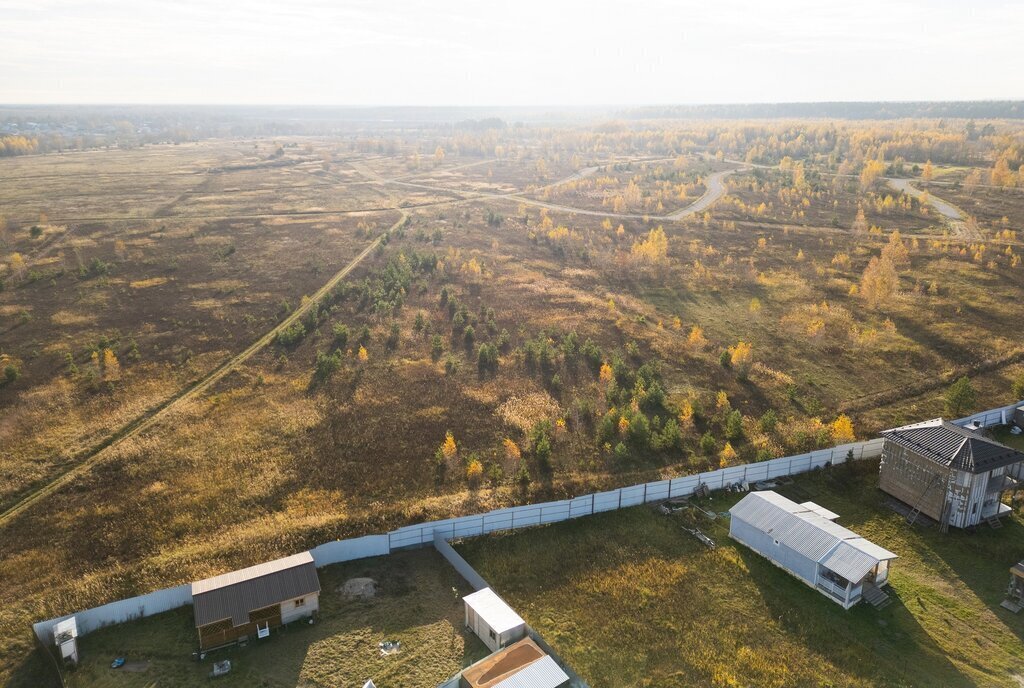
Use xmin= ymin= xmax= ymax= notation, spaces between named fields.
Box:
xmin=879 ymin=419 xmax=1024 ymax=530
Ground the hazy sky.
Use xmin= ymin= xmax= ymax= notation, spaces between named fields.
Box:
xmin=1 ymin=0 xmax=1021 ymax=105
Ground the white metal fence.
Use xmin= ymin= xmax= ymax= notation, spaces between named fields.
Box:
xmin=32 ymin=399 xmax=1024 ymax=645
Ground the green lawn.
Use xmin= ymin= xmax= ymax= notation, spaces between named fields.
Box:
xmin=991 ymin=425 xmax=1024 ymax=452
xmin=457 ymin=460 xmax=1024 ymax=688
xmin=66 ymin=548 xmax=489 ymax=688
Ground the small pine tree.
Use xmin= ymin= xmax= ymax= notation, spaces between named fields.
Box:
xmin=944 ymin=376 xmax=976 ymax=417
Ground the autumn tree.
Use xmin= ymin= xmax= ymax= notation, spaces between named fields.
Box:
xmin=434 ymin=146 xmax=445 ymax=164
xmin=859 ymin=159 xmax=886 ymax=189
xmin=357 ymin=345 xmax=369 ymax=362
xmin=859 ymin=255 xmax=899 ymax=307
xmin=687 ymin=325 xmax=706 ymax=350
xmin=465 ymin=458 xmax=483 ymax=485
xmin=851 ymin=206 xmax=868 ymax=234
xmin=439 ymin=431 xmax=458 ymax=462
xmin=102 ymin=349 xmax=121 ymax=382
xmin=630 ymin=226 xmax=669 ymax=265
xmin=922 ymin=160 xmax=934 ymax=181
xmin=991 ymin=156 xmax=1013 ymax=187
xmin=719 ymin=441 xmax=738 ymax=467
xmin=881 ymin=230 xmax=910 ymax=268
xmin=729 ymin=341 xmax=753 ymax=380
xmin=8 ymin=252 xmax=25 ymax=280
xmin=503 ymin=438 xmax=521 ymax=463
xmin=831 ymin=414 xmax=855 ymax=444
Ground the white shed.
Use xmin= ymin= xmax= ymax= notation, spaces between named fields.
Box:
xmin=463 ymin=588 xmax=526 ymax=652
xmin=729 ymin=491 xmax=898 ymax=609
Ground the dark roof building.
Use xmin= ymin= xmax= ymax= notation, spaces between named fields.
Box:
xmin=880 ymin=419 xmax=1024 ymax=473
xmin=879 ymin=419 xmax=1024 ymax=530
xmin=191 ymin=552 xmax=320 ymax=650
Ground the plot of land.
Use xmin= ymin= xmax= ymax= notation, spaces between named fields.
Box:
xmin=458 ymin=461 xmax=1024 ymax=688
xmin=65 ymin=548 xmax=489 ymax=688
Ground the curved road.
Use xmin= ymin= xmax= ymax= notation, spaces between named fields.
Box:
xmin=886 ymin=178 xmax=979 ymax=240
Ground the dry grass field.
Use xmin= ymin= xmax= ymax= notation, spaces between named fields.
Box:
xmin=2 ymin=119 xmax=1024 ymax=685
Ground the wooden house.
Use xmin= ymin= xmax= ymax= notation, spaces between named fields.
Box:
xmin=879 ymin=419 xmax=1024 ymax=530
xmin=191 ymin=552 xmax=320 ymax=651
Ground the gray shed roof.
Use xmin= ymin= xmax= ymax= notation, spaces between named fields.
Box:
xmin=191 ymin=552 xmax=320 ymax=627
xmin=730 ymin=491 xmax=897 ymax=581
xmin=881 ymin=418 xmax=1024 ymax=474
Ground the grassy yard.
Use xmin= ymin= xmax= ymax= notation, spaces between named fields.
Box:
xmin=63 ymin=548 xmax=489 ymax=688
xmin=458 ymin=460 xmax=1024 ymax=688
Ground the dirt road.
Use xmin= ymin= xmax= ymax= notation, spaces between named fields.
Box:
xmin=0 ymin=212 xmax=407 ymax=528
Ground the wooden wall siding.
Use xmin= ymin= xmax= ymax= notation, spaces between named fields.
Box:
xmin=197 ymin=603 xmax=283 ymax=650
xmin=879 ymin=443 xmax=949 ymax=522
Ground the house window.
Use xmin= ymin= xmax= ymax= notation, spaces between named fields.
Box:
xmin=489 ymin=629 xmax=497 ymax=641
xmin=294 ymin=598 xmax=305 ymax=607
xmin=971 ymin=503 xmax=978 ymax=514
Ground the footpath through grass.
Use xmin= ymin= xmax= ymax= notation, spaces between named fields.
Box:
xmin=458 ymin=461 xmax=1024 ymax=688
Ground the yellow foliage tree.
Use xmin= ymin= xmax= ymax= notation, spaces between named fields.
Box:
xmin=922 ymin=160 xmax=934 ymax=181
xmin=434 ymin=146 xmax=445 ymax=164
xmin=8 ymin=252 xmax=25 ymax=279
xmin=630 ymin=226 xmax=669 ymax=265
xmin=831 ymin=414 xmax=855 ymax=444
xmin=719 ymin=442 xmax=738 ymax=467
xmin=357 ymin=345 xmax=369 ymax=362
xmin=503 ymin=438 xmax=521 ymax=463
xmin=599 ymin=362 xmax=614 ymax=384
xmin=687 ymin=325 xmax=706 ymax=350
xmin=881 ymin=230 xmax=910 ymax=268
xmin=860 ymin=255 xmax=899 ymax=307
xmin=102 ymin=348 xmax=121 ymax=382
xmin=466 ymin=459 xmax=483 ymax=484
xmin=729 ymin=341 xmax=754 ymax=378
xmin=441 ymin=431 xmax=457 ymax=462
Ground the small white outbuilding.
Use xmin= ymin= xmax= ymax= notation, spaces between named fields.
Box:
xmin=463 ymin=587 xmax=526 ymax=652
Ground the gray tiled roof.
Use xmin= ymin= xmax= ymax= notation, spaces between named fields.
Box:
xmin=881 ymin=419 xmax=1024 ymax=474
xmin=191 ymin=552 xmax=320 ymax=627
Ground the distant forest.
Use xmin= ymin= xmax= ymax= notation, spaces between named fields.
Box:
xmin=619 ymin=101 xmax=1024 ymax=120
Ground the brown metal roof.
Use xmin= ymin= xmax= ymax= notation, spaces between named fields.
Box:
xmin=191 ymin=552 xmax=320 ymax=627
xmin=881 ymin=419 xmax=1024 ymax=474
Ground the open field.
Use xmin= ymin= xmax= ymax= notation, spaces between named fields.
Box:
xmin=2 ymin=118 xmax=1024 ymax=685
xmin=458 ymin=460 xmax=1024 ymax=688
xmin=53 ymin=548 xmax=488 ymax=688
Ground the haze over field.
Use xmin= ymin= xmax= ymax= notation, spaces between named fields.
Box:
xmin=2 ymin=0 xmax=1023 ymax=105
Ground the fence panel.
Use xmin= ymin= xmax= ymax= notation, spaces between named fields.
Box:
xmin=619 ymin=484 xmax=647 ymax=508
xmin=33 ymin=583 xmax=192 ymax=644
xmin=540 ymin=501 xmax=572 ymax=524
xmin=569 ymin=496 xmax=593 ymax=518
xmin=593 ymin=490 xmax=621 ymax=513
xmin=669 ymin=475 xmax=700 ymax=498
xmin=644 ymin=480 xmax=671 ymax=503
xmin=433 ymin=532 xmax=488 ymax=591
xmin=34 ymin=400 xmax=1022 ymax=644
xmin=309 ymin=535 xmax=389 ymax=567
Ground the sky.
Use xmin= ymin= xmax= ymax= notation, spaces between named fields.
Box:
xmin=0 ymin=0 xmax=1022 ymax=105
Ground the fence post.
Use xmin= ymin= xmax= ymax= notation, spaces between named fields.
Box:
xmin=618 ymin=490 xmax=622 ymax=509
xmin=643 ymin=483 xmax=647 ymax=504
xmin=591 ymin=493 xmax=596 ymax=514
